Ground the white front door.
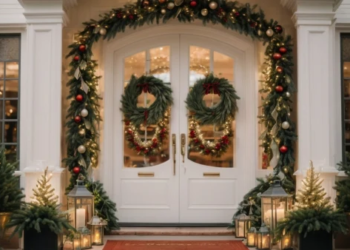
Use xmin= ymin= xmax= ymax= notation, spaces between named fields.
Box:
xmin=112 ymin=33 xmax=249 ymax=223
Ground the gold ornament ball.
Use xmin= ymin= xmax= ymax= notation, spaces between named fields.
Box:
xmin=79 ymin=129 xmax=86 ymax=136
xmin=91 ymin=157 xmax=97 ymax=164
xmin=209 ymin=1 xmax=218 ymax=9
xmin=161 ymin=8 xmax=166 ymax=14
xmin=266 ymin=28 xmax=274 ymax=37
xmin=99 ymin=28 xmax=107 ymax=35
xmin=257 ymin=30 xmax=263 ymax=36
xmin=167 ymin=2 xmax=175 ymax=9
xmin=201 ymin=8 xmax=208 ymax=16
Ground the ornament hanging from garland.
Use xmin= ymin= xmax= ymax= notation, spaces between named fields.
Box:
xmin=121 ymin=75 xmax=173 ymax=156
xmin=185 ymin=74 xmax=239 ymax=157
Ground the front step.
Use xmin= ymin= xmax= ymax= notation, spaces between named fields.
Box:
xmin=109 ymin=227 xmax=235 ymax=236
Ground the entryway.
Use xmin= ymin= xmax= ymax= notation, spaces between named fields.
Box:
xmin=103 ymin=25 xmax=257 ymax=224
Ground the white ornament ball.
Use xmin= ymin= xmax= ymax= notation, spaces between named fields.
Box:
xmin=209 ymin=1 xmax=218 ymax=10
xmin=266 ymin=28 xmax=274 ymax=37
xmin=78 ymin=145 xmax=86 ymax=154
xmin=161 ymin=8 xmax=166 ymax=14
xmin=99 ymin=28 xmax=107 ymax=36
xmin=282 ymin=121 xmax=290 ymax=130
xmin=286 ymin=92 xmax=291 ymax=98
xmin=167 ymin=2 xmax=175 ymax=9
xmin=81 ymin=109 xmax=89 ymax=117
xmin=201 ymin=8 xmax=208 ymax=16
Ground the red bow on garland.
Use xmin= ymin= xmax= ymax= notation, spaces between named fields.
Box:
xmin=203 ymin=82 xmax=220 ymax=95
xmin=137 ymin=82 xmax=150 ymax=93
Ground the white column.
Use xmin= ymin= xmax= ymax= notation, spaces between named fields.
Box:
xmin=293 ymin=0 xmax=339 ymax=202
xmin=19 ymin=0 xmax=66 ymax=203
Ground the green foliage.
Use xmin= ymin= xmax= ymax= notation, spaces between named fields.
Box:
xmin=121 ymin=75 xmax=173 ymax=127
xmin=7 ymin=169 xmax=74 ymax=237
xmin=335 ymin=154 xmax=350 ymax=213
xmin=295 ymin=162 xmax=332 ymax=210
xmin=275 ymin=207 xmax=347 ymax=238
xmin=186 ymin=74 xmax=239 ymax=125
xmin=0 ymin=149 xmax=24 ymax=212
xmin=31 ymin=168 xmax=58 ymax=208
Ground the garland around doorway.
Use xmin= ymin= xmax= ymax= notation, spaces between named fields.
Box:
xmin=65 ymin=0 xmax=297 ymax=229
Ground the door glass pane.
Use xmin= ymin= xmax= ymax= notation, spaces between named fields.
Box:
xmin=5 ymin=62 xmax=19 ymax=78
xmin=150 ymin=46 xmax=170 ymax=82
xmin=0 ymin=62 xmax=4 ymax=78
xmin=189 ymin=46 xmax=209 ymax=87
xmin=5 ymin=100 xmax=17 ymax=119
xmin=188 ymin=47 xmax=235 ymax=168
xmin=5 ymin=122 xmax=17 ymax=142
xmin=5 ymin=80 xmax=18 ymax=98
xmin=123 ymin=48 xmax=170 ymax=168
xmin=214 ymin=52 xmax=234 ymax=81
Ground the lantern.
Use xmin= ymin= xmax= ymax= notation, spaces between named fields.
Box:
xmin=234 ymin=213 xmax=252 ymax=238
xmin=246 ymin=227 xmax=257 ymax=247
xmin=256 ymin=223 xmax=271 ymax=250
xmin=261 ymin=180 xmax=292 ymax=231
xmin=79 ymin=227 xmax=92 ymax=249
xmin=280 ymin=233 xmax=293 ymax=250
xmin=88 ymin=215 xmax=107 ymax=245
xmin=67 ymin=178 xmax=94 ymax=229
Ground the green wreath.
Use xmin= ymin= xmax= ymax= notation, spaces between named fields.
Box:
xmin=121 ymin=75 xmax=173 ymax=126
xmin=186 ymin=74 xmax=240 ymax=125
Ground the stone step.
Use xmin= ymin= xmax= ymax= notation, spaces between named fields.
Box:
xmin=109 ymin=227 xmax=235 ymax=236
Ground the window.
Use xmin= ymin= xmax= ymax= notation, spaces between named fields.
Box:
xmin=0 ymin=35 xmax=20 ymax=162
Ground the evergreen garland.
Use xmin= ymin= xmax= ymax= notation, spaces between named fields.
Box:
xmin=65 ymin=0 xmax=297 ymax=227
xmin=335 ymin=154 xmax=350 ymax=213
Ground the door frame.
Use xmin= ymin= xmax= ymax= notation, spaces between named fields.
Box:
xmin=101 ymin=23 xmax=258 ymax=222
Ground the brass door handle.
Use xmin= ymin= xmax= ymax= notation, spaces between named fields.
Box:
xmin=172 ymin=134 xmax=176 ymax=176
xmin=181 ymin=133 xmax=186 ymax=163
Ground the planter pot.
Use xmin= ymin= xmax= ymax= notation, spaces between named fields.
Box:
xmin=299 ymin=230 xmax=333 ymax=250
xmin=0 ymin=212 xmax=19 ymax=249
xmin=334 ymin=213 xmax=350 ymax=249
xmin=24 ymin=226 xmax=58 ymax=250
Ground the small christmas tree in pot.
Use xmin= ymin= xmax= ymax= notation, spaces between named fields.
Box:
xmin=275 ymin=161 xmax=348 ymax=250
xmin=7 ymin=167 xmax=73 ymax=250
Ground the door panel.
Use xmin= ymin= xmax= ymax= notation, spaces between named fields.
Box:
xmin=114 ymin=35 xmax=180 ymax=223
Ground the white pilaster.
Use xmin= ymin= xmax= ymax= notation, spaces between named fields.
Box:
xmin=19 ymin=0 xmax=66 ymax=203
xmin=293 ymin=0 xmax=339 ymax=202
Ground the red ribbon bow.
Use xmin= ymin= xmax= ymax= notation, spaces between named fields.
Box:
xmin=203 ymin=82 xmax=220 ymax=95
xmin=137 ymin=82 xmax=150 ymax=93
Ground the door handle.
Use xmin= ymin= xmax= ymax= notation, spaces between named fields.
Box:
xmin=181 ymin=133 xmax=186 ymax=163
xmin=172 ymin=134 xmax=176 ymax=176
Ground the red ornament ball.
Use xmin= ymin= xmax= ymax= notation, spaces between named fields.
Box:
xmin=129 ymin=14 xmax=134 ymax=20
xmin=190 ymin=1 xmax=197 ymax=7
xmin=74 ymin=55 xmax=80 ymax=61
xmin=274 ymin=25 xmax=283 ymax=34
xmin=73 ymin=166 xmax=80 ymax=174
xmin=273 ymin=53 xmax=282 ymax=60
xmin=280 ymin=145 xmax=288 ymax=153
xmin=79 ymin=44 xmax=86 ymax=52
xmin=200 ymin=145 xmax=205 ymax=149
xmin=234 ymin=12 xmax=240 ymax=17
xmin=275 ymin=86 xmax=284 ymax=93
xmin=205 ymin=149 xmax=211 ymax=155
xmin=74 ymin=116 xmax=82 ymax=123
xmin=75 ymin=94 xmax=83 ymax=102
xmin=276 ymin=66 xmax=283 ymax=73
xmin=116 ymin=12 xmax=123 ymax=18
xmin=279 ymin=47 xmax=287 ymax=54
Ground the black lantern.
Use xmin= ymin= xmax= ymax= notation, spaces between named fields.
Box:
xmin=67 ymin=178 xmax=94 ymax=229
xmin=261 ymin=180 xmax=292 ymax=231
xmin=256 ymin=223 xmax=271 ymax=250
xmin=234 ymin=213 xmax=252 ymax=238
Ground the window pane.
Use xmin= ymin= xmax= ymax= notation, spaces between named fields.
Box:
xmin=5 ymin=80 xmax=18 ymax=98
xmin=345 ymin=122 xmax=350 ymax=143
xmin=214 ymin=51 xmax=234 ymax=81
xmin=5 ymin=62 xmax=19 ymax=78
xmin=0 ymin=80 xmax=3 ymax=97
xmin=5 ymin=100 xmax=17 ymax=119
xmin=190 ymin=46 xmax=210 ymax=87
xmin=0 ymin=62 xmax=4 ymax=78
xmin=5 ymin=122 xmax=17 ymax=142
xmin=124 ymin=52 xmax=145 ymax=86
xmin=0 ymin=37 xmax=20 ymax=61
xmin=0 ymin=100 xmax=3 ymax=119
xmin=5 ymin=145 xmax=17 ymax=163
xmin=150 ymin=46 xmax=170 ymax=82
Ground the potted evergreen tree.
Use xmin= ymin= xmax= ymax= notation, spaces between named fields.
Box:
xmin=7 ymin=168 xmax=73 ymax=250
xmin=0 ymin=149 xmax=24 ymax=248
xmin=275 ymin=162 xmax=348 ymax=250
xmin=334 ymin=155 xmax=350 ymax=248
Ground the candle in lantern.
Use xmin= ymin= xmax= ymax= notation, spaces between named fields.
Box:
xmin=94 ymin=232 xmax=101 ymax=243
xmin=248 ymin=234 xmax=255 ymax=246
xmin=76 ymin=208 xmax=86 ymax=228
xmin=262 ymin=235 xmax=270 ymax=248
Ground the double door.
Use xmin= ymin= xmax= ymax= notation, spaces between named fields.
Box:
xmin=113 ymin=34 xmax=246 ymax=223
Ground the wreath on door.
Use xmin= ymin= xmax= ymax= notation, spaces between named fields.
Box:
xmin=186 ymin=74 xmax=239 ymax=157
xmin=121 ymin=75 xmax=173 ymax=156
